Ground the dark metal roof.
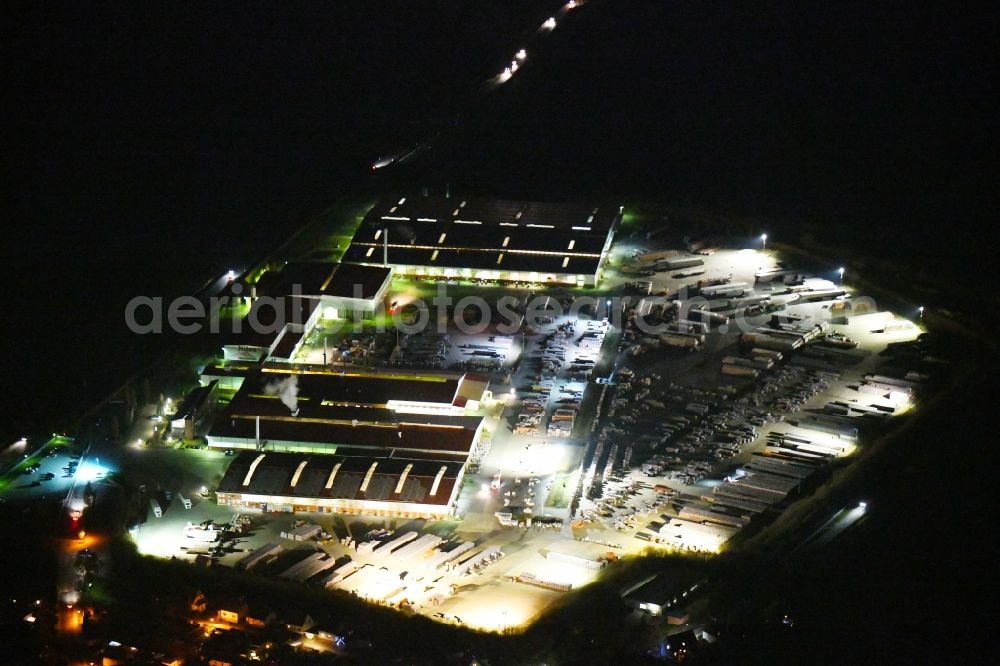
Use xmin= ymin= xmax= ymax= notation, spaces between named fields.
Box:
xmin=223 ymin=296 xmax=316 ymax=348
xmin=366 ymin=196 xmax=617 ymax=233
xmin=223 ymin=262 xmax=391 ymax=301
xmin=238 ymin=368 xmax=464 ymax=406
xmin=225 ymin=389 xmax=484 ymax=428
xmin=344 ymin=196 xmax=618 ymax=277
xmin=217 ymin=451 xmax=463 ymax=506
xmin=209 ymin=415 xmax=480 ymax=456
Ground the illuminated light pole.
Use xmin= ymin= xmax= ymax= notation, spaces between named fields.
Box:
xmin=918 ymin=306 xmax=924 ymax=320
xmin=760 ymin=233 xmax=767 ymax=251
xmin=838 ymin=267 xmax=845 ymax=284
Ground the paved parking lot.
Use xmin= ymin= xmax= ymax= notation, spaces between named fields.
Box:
xmin=0 ymin=438 xmax=82 ymax=503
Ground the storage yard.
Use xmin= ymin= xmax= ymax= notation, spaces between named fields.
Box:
xmin=120 ymin=209 xmax=942 ymax=631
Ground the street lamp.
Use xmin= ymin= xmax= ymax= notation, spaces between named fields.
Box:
xmin=838 ymin=267 xmax=845 ymax=284
xmin=858 ymin=501 xmax=867 ymax=510
xmin=918 ymin=306 xmax=924 ymax=319
xmin=760 ymin=233 xmax=768 ymax=251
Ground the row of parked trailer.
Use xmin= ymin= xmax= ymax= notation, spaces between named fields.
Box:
xmin=595 ymin=352 xmax=854 ymax=548
xmin=741 ymin=320 xmax=829 ymax=353
xmin=513 ymin=318 xmax=608 ymax=437
xmin=704 ymin=427 xmax=846 ymax=521
xmin=394 ymin=331 xmax=451 ymax=369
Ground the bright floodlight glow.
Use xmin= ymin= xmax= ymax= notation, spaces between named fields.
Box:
xmin=761 ymin=233 xmax=767 ymax=240
xmin=859 ymin=501 xmax=867 ymax=509
xmin=543 ymin=17 xmax=557 ymax=30
xmin=838 ymin=267 xmax=845 ymax=275
xmin=75 ymin=461 xmax=109 ymax=482
xmin=516 ymin=49 xmax=527 ymax=60
xmin=226 ymin=270 xmax=236 ymax=281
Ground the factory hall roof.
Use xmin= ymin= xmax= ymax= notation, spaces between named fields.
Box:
xmin=217 ymin=451 xmax=464 ymax=507
xmin=223 ymin=297 xmax=316 ymax=349
xmin=225 ymin=262 xmax=392 ymax=301
xmin=235 ymin=368 xmax=471 ymax=406
xmin=343 ymin=196 xmax=618 ymax=277
xmin=208 ymin=415 xmax=480 ymax=456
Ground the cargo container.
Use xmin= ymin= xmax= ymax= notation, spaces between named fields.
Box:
xmin=184 ymin=522 xmax=222 ymax=542
xmin=751 ymin=348 xmax=783 ymax=361
xmin=755 ymin=269 xmax=806 ymax=284
xmin=722 ymin=364 xmax=758 ymax=378
xmin=516 ymin=572 xmax=573 ymax=591
xmin=700 ymin=282 xmax=749 ymax=298
xmin=658 ymin=256 xmax=705 ymax=270
xmin=374 ymin=531 xmax=419 ymax=555
xmin=425 ymin=541 xmax=476 ymax=570
xmin=795 ymin=288 xmax=846 ymax=303
xmin=546 ymin=551 xmax=605 ymax=569
xmin=237 ymin=543 xmax=283 ymax=570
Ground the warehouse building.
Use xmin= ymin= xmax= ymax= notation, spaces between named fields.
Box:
xmin=342 ymin=196 xmax=620 ymax=286
xmin=222 ymin=296 xmax=319 ymax=363
xmin=206 ymin=366 xmax=491 ymax=518
xmin=247 ymin=262 xmax=392 ymax=319
xmin=168 ymin=380 xmax=218 ymax=439
xmin=215 ymin=450 xmax=466 ymax=518
xmin=622 ymin=573 xmax=701 ymax=617
xmin=220 ymin=262 xmax=392 ymax=363
xmin=207 ymin=412 xmax=485 ymax=458
xmin=203 ymin=367 xmax=489 ymax=412
xmin=205 ymin=368 xmax=489 ymax=455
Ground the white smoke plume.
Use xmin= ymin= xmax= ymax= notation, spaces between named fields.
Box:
xmin=263 ymin=375 xmax=299 ymax=413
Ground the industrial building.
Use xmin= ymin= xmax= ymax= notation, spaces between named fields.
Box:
xmin=221 ymin=262 xmax=392 ymax=363
xmin=342 ymin=196 xmax=620 ymax=286
xmin=208 ymin=413 xmax=485 ymax=458
xmin=168 ymin=380 xmax=218 ymax=439
xmin=621 ymin=573 xmax=700 ymax=616
xmin=248 ymin=262 xmax=392 ymax=319
xmin=203 ymin=367 xmax=489 ymax=413
xmin=205 ymin=368 xmax=490 ymax=454
xmin=215 ymin=450 xmax=466 ymax=518
xmin=208 ymin=368 xmax=490 ymax=517
xmin=222 ymin=296 xmax=320 ymax=363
